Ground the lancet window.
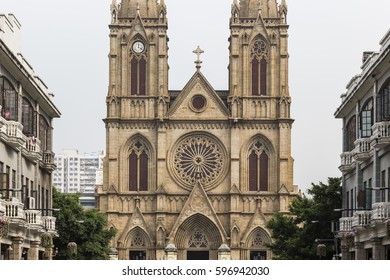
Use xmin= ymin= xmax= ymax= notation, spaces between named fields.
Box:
xmin=251 ymin=38 xmax=269 ymax=96
xmin=248 ymin=139 xmax=269 ymax=192
xmin=129 ymin=140 xmax=149 ymax=191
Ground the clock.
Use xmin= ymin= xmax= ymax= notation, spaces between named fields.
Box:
xmin=132 ymin=41 xmax=145 ymax=54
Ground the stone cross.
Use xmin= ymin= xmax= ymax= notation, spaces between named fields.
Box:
xmin=193 ymin=46 xmax=204 ymax=69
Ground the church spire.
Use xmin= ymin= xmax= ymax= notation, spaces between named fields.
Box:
xmin=118 ymin=0 xmax=159 ymax=19
xmin=279 ymin=0 xmax=288 ymax=23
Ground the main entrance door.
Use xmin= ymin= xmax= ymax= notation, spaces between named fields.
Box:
xmin=130 ymin=250 xmax=146 ymax=260
xmin=250 ymin=251 xmax=267 ymax=260
xmin=187 ymin=251 xmax=209 ymax=260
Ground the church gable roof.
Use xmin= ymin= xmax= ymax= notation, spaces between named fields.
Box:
xmin=167 ymin=181 xmax=228 ymax=243
xmin=168 ymin=71 xmax=230 ymax=120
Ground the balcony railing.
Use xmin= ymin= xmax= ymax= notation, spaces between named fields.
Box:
xmin=42 ymin=216 xmax=56 ymax=231
xmin=3 ymin=197 xmax=25 ymax=220
xmin=351 ymin=210 xmax=372 ymax=228
xmin=40 ymin=151 xmax=56 ymax=172
xmin=339 ymin=217 xmax=353 ymax=232
xmin=25 ymin=137 xmax=41 ymax=153
xmin=23 ymin=136 xmax=42 ymax=162
xmin=372 ymin=202 xmax=390 ymax=220
xmin=0 ymin=116 xmax=25 ymax=149
xmin=353 ymin=138 xmax=372 ymax=162
xmin=1 ymin=197 xmax=56 ymax=231
xmin=372 ymin=121 xmax=390 ymax=149
xmin=25 ymin=209 xmax=42 ymax=226
xmin=339 ymin=152 xmax=355 ymax=173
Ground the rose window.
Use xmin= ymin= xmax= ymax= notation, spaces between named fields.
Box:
xmin=170 ymin=134 xmax=227 ymax=190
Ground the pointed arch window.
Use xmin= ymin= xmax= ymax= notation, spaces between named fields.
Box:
xmin=0 ymin=77 xmax=18 ymax=121
xmin=22 ymin=97 xmax=36 ymax=136
xmin=359 ymin=98 xmax=373 ymax=138
xmin=129 ymin=41 xmax=147 ymax=96
xmin=129 ymin=140 xmax=149 ymax=191
xmin=345 ymin=115 xmax=356 ymax=152
xmin=251 ymin=39 xmax=269 ymax=96
xmin=248 ymin=140 xmax=269 ymax=192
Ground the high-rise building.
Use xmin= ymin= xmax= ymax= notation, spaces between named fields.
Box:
xmin=335 ymin=28 xmax=390 ymax=260
xmin=97 ymin=0 xmax=299 ymax=260
xmin=53 ymin=150 xmax=104 ymax=204
xmin=0 ymin=14 xmax=61 ymax=260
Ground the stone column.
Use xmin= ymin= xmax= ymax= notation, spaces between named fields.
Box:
xmin=28 ymin=241 xmax=40 ymax=260
xmin=354 ymin=242 xmax=365 ymax=260
xmin=372 ymin=237 xmax=384 ymax=260
xmin=10 ymin=237 xmax=23 ymax=260
xmin=218 ymin=244 xmax=231 ymax=260
xmin=340 ymin=244 xmax=351 ymax=260
xmin=164 ymin=243 xmax=177 ymax=260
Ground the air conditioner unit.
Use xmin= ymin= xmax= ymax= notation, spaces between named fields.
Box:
xmin=27 ymin=197 xmax=36 ymax=209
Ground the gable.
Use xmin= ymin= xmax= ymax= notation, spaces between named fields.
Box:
xmin=167 ymin=181 xmax=228 ymax=243
xmin=168 ymin=72 xmax=230 ymax=120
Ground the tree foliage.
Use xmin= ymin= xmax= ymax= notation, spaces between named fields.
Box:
xmin=52 ymin=189 xmax=116 ymax=260
xmin=267 ymin=177 xmax=342 ymax=260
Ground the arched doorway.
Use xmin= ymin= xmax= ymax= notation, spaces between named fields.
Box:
xmin=125 ymin=227 xmax=152 ymax=260
xmin=244 ymin=227 xmax=272 ymax=260
xmin=174 ymin=213 xmax=223 ymax=260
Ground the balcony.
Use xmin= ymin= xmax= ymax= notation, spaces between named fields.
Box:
xmin=0 ymin=116 xmax=25 ymax=150
xmin=1 ymin=198 xmax=56 ymax=233
xmin=351 ymin=210 xmax=372 ymax=228
xmin=353 ymin=138 xmax=372 ymax=162
xmin=25 ymin=209 xmax=43 ymax=229
xmin=40 ymin=151 xmax=56 ymax=172
xmin=2 ymin=197 xmax=25 ymax=220
xmin=372 ymin=121 xmax=390 ymax=149
xmin=371 ymin=202 xmax=390 ymax=221
xmin=42 ymin=215 xmax=56 ymax=234
xmin=339 ymin=217 xmax=353 ymax=232
xmin=22 ymin=137 xmax=42 ymax=162
xmin=339 ymin=152 xmax=355 ymax=173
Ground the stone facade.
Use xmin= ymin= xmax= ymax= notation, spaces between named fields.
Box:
xmin=335 ymin=28 xmax=390 ymax=260
xmin=97 ymin=0 xmax=299 ymax=260
xmin=0 ymin=14 xmax=60 ymax=260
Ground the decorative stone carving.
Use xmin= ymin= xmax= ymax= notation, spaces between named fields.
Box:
xmin=169 ymin=133 xmax=228 ymax=190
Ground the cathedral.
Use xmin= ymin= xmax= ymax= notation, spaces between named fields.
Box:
xmin=96 ymin=0 xmax=299 ymax=260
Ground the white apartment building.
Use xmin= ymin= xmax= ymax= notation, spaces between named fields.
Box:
xmin=335 ymin=29 xmax=390 ymax=260
xmin=0 ymin=14 xmax=60 ymax=260
xmin=53 ymin=149 xmax=104 ymax=197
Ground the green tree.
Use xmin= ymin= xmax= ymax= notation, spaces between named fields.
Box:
xmin=52 ymin=188 xmax=116 ymax=260
xmin=267 ymin=177 xmax=342 ymax=260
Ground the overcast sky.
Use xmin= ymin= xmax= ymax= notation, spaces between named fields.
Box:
xmin=1 ymin=0 xmax=389 ymax=193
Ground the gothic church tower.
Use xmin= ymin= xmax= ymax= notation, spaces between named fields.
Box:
xmin=98 ymin=0 xmax=299 ymax=260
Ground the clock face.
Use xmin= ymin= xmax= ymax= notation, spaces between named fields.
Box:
xmin=132 ymin=41 xmax=145 ymax=54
